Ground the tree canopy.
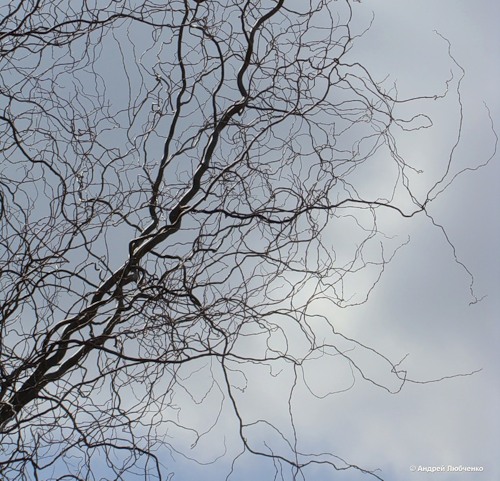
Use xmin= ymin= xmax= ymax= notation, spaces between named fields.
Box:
xmin=0 ymin=1 xmax=494 ymax=480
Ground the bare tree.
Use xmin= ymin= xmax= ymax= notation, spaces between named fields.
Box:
xmin=0 ymin=1 xmax=493 ymax=480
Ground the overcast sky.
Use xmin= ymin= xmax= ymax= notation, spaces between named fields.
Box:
xmin=308 ymin=1 xmax=499 ymax=480
xmin=2 ymin=2 xmax=497 ymax=480
xmin=136 ymin=3 xmax=500 ymax=480
xmin=171 ymin=3 xmax=500 ymax=480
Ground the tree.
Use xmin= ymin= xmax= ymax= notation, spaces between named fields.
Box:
xmin=0 ymin=1 xmax=494 ymax=480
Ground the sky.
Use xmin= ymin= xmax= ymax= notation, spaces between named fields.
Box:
xmin=163 ymin=3 xmax=500 ymax=480
xmin=1 ymin=1 xmax=498 ymax=480
xmin=305 ymin=1 xmax=500 ymax=480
